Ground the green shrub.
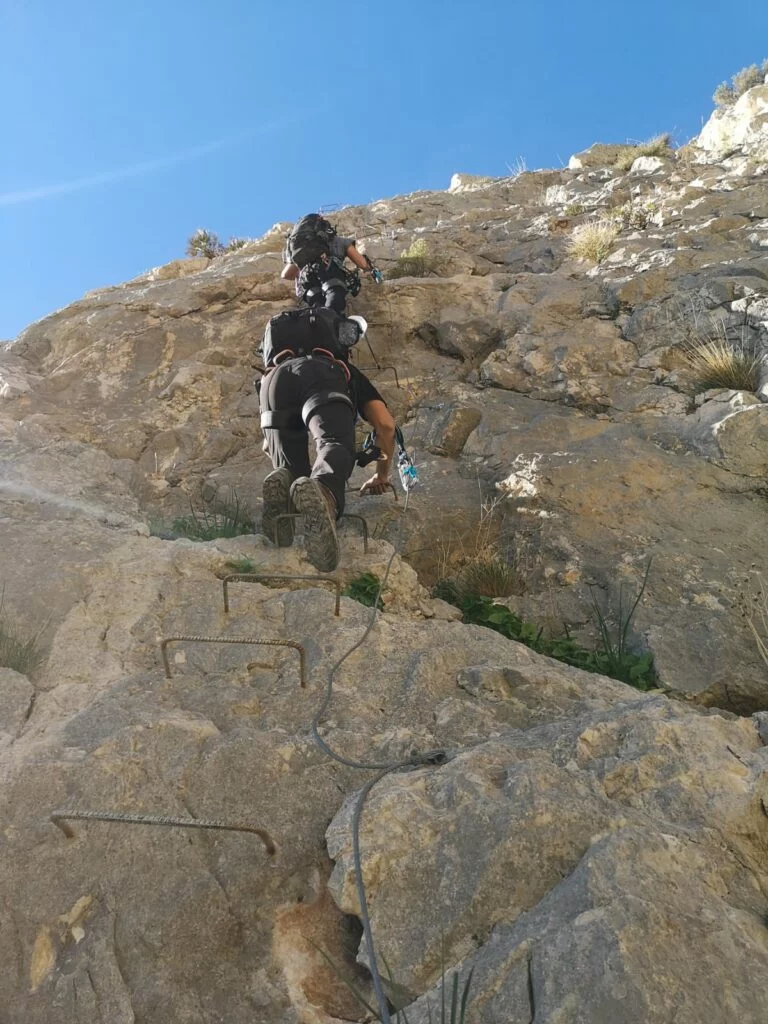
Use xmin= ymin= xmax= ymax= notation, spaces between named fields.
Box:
xmin=186 ymin=228 xmax=224 ymax=258
xmin=386 ymin=238 xmax=439 ymax=279
xmin=343 ymin=572 xmax=384 ymax=609
xmin=0 ymin=590 xmax=46 ymax=676
xmin=714 ymin=60 xmax=768 ymax=107
xmin=223 ymin=557 xmax=259 ymax=575
xmin=186 ymin=229 xmax=250 ymax=258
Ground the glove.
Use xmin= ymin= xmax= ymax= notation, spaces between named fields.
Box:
xmin=371 ymin=268 xmax=383 ymax=284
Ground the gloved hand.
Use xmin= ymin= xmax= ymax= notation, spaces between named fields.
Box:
xmin=371 ymin=268 xmax=383 ymax=284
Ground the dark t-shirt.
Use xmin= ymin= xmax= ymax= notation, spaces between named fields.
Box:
xmin=347 ymin=363 xmax=384 ymax=419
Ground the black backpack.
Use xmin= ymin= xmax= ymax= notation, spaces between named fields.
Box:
xmin=284 ymin=214 xmax=337 ymax=268
xmin=261 ymin=308 xmax=363 ymax=368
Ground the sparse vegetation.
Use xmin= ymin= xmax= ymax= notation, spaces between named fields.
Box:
xmin=608 ymin=197 xmax=658 ymax=231
xmin=343 ymin=572 xmax=384 ymax=609
xmin=426 ymin=496 xmax=521 ymax=598
xmin=436 ymin=563 xmax=656 ymax=691
xmin=564 ymin=202 xmax=586 ymax=217
xmin=612 ymin=134 xmax=674 ymax=172
xmin=150 ymin=492 xmax=255 ymax=541
xmin=0 ymin=589 xmax=46 ymax=676
xmin=714 ymin=60 xmax=768 ymax=108
xmin=681 ymin=332 xmax=764 ymax=394
xmin=386 ymin=238 xmax=440 ymax=279
xmin=186 ymin=229 xmax=250 ymax=258
xmin=567 ymin=218 xmax=620 ymax=264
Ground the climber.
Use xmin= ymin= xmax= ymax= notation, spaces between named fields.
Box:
xmin=281 ymin=213 xmax=382 ymax=315
xmin=258 ymin=306 xmax=395 ymax=572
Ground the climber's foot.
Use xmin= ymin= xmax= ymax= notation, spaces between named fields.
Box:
xmin=290 ymin=477 xmax=340 ymax=572
xmin=262 ymin=468 xmax=295 ymax=547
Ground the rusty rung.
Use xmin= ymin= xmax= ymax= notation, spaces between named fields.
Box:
xmin=160 ymin=634 xmax=306 ymax=687
xmin=223 ymin=573 xmax=341 ymax=616
xmin=355 ymin=365 xmax=401 ymax=389
xmin=50 ymin=809 xmax=276 ymax=855
xmin=340 ymin=513 xmax=369 ymax=553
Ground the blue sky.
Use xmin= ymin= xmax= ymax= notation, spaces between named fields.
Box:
xmin=1 ymin=0 xmax=766 ymax=339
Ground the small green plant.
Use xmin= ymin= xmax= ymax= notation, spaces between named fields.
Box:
xmin=587 ymin=561 xmax=655 ymax=688
xmin=0 ymin=588 xmax=46 ymax=676
xmin=608 ymin=198 xmax=657 ymax=231
xmin=343 ymin=572 xmax=384 ymax=609
xmin=567 ymin=218 xmax=620 ymax=264
xmin=387 ymin=238 xmax=439 ymax=279
xmin=225 ymin=237 xmax=248 ymax=252
xmin=681 ymin=334 xmax=763 ymax=394
xmin=564 ymin=202 xmax=586 ymax=217
xmin=223 ymin=556 xmax=259 ymax=575
xmin=714 ymin=60 xmax=768 ymax=107
xmin=151 ymin=492 xmax=255 ymax=542
xmin=612 ymin=134 xmax=673 ymax=172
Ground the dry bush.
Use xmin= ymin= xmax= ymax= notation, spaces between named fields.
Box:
xmin=613 ymin=134 xmax=673 ymax=172
xmin=736 ymin=574 xmax=768 ymax=670
xmin=714 ymin=60 xmax=768 ymax=107
xmin=567 ymin=218 xmax=620 ymax=264
xmin=421 ymin=496 xmax=527 ymax=599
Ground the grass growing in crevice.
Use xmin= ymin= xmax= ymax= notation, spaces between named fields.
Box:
xmin=612 ymin=133 xmax=673 ymax=172
xmin=0 ymin=589 xmax=47 ymax=676
xmin=343 ymin=572 xmax=384 ymax=610
xmin=681 ymin=334 xmax=763 ymax=393
xmin=150 ymin=492 xmax=255 ymax=542
xmin=436 ymin=562 xmax=656 ymax=691
xmin=567 ymin=218 xmax=620 ymax=264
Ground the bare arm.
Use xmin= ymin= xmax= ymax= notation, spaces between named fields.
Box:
xmin=359 ymin=399 xmax=396 ymax=495
xmin=281 ymin=263 xmax=299 ymax=280
xmin=345 ymin=244 xmax=372 ymax=272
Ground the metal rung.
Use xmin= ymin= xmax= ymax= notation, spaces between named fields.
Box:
xmin=340 ymin=513 xmax=369 ymax=553
xmin=160 ymin=634 xmax=306 ymax=687
xmin=223 ymin=573 xmax=341 ymax=616
xmin=50 ymin=810 xmax=276 ymax=855
xmin=355 ymin=365 xmax=401 ymax=388
xmin=273 ymin=512 xmax=369 ymax=553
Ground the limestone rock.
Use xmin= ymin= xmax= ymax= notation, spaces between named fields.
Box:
xmin=697 ymin=83 xmax=768 ymax=162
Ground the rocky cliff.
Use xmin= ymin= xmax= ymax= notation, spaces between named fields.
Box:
xmin=1 ymin=87 xmax=768 ymax=1023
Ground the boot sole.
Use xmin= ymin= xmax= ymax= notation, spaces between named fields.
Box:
xmin=262 ymin=468 xmax=294 ymax=547
xmin=291 ymin=478 xmax=340 ymax=573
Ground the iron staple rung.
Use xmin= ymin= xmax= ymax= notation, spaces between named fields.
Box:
xmin=160 ymin=635 xmax=306 ymax=687
xmin=223 ymin=573 xmax=341 ymax=616
xmin=272 ymin=512 xmax=369 ymax=554
xmin=50 ymin=810 xmax=275 ymax=854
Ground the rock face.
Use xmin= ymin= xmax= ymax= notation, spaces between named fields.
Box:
xmin=1 ymin=92 xmax=768 ymax=1022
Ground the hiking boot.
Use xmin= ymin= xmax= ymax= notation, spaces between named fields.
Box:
xmin=262 ymin=468 xmax=295 ymax=547
xmin=290 ymin=477 xmax=340 ymax=572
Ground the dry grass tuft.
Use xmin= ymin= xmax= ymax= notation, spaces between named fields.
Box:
xmin=737 ymin=574 xmax=768 ymax=670
xmin=0 ymin=589 xmax=47 ymax=676
xmin=613 ymin=133 xmax=673 ymax=172
xmin=567 ymin=218 xmax=620 ymax=264
xmin=680 ymin=334 xmax=763 ymax=393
